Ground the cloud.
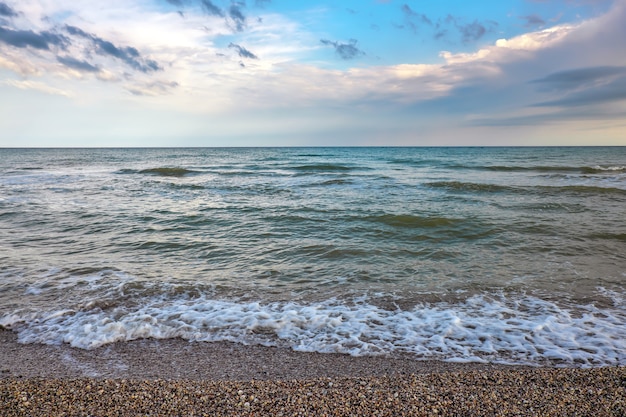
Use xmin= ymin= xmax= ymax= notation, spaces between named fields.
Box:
xmin=229 ymin=2 xmax=247 ymax=32
xmin=320 ymin=39 xmax=365 ymax=60
xmin=166 ymin=0 xmax=185 ymax=6
xmin=201 ymin=0 xmax=224 ymax=17
xmin=439 ymin=2 xmax=626 ymax=129
xmin=0 ymin=2 xmax=17 ymax=17
xmin=457 ymin=20 xmax=488 ymax=43
xmin=467 ymin=107 xmax=626 ymax=127
xmin=400 ymin=4 xmax=432 ymax=33
xmin=1 ymin=0 xmax=624 ymax=146
xmin=228 ymin=42 xmax=258 ymax=59
xmin=255 ymin=0 xmax=271 ymax=7
xmin=57 ymin=56 xmax=100 ymax=73
xmin=0 ymin=27 xmax=68 ymax=50
xmin=449 ymin=17 xmax=497 ymax=43
xmin=533 ymin=72 xmax=626 ymax=107
xmin=2 ymin=79 xmax=71 ymax=97
xmin=65 ymin=25 xmax=161 ymax=73
xmin=127 ymin=80 xmax=179 ymax=96
xmin=520 ymin=14 xmax=546 ymax=27
xmin=531 ymin=66 xmax=626 ymax=90
xmin=433 ymin=14 xmax=498 ymax=44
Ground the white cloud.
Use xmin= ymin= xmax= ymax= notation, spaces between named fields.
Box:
xmin=2 ymin=79 xmax=72 ymax=97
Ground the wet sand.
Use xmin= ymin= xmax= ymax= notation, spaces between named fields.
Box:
xmin=1 ymin=329 xmax=625 ymax=416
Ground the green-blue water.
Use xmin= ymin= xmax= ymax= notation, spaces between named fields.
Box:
xmin=1 ymin=147 xmax=624 ymax=366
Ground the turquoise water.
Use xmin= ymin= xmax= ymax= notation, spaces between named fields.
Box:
xmin=0 ymin=147 xmax=624 ymax=365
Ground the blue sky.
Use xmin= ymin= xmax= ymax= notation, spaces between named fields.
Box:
xmin=0 ymin=0 xmax=624 ymax=146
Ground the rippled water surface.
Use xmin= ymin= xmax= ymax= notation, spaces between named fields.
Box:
xmin=1 ymin=147 xmax=624 ymax=365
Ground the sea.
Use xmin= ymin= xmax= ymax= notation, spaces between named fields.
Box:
xmin=0 ymin=147 xmax=624 ymax=367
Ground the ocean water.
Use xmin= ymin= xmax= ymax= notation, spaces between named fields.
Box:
xmin=0 ymin=147 xmax=624 ymax=367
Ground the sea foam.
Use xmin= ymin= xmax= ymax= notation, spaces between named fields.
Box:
xmin=2 ymin=293 xmax=624 ymax=367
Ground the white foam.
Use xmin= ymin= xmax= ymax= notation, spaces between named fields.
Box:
xmin=1 ymin=294 xmax=625 ymax=367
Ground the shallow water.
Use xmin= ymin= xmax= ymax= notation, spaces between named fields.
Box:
xmin=1 ymin=147 xmax=624 ymax=366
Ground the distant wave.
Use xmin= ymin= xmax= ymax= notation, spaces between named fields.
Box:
xmin=365 ymin=214 xmax=461 ymax=228
xmin=426 ymin=181 xmax=626 ymax=196
xmin=539 ymin=185 xmax=626 ymax=196
xmin=447 ymin=165 xmax=626 ymax=174
xmin=425 ymin=181 xmax=518 ymax=193
xmin=588 ymin=232 xmax=626 ymax=242
xmin=301 ymin=178 xmax=353 ymax=187
xmin=139 ymin=167 xmax=201 ymax=177
xmin=116 ymin=167 xmax=202 ymax=177
xmin=580 ymin=165 xmax=626 ymax=174
xmin=292 ymin=164 xmax=356 ymax=172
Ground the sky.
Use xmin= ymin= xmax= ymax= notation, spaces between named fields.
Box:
xmin=0 ymin=0 xmax=625 ymax=147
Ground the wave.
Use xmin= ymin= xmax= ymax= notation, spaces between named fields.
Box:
xmin=292 ymin=164 xmax=356 ymax=173
xmin=588 ymin=233 xmax=626 ymax=242
xmin=300 ymin=178 xmax=353 ymax=187
xmin=117 ymin=168 xmax=202 ymax=177
xmin=386 ymin=159 xmax=440 ymax=167
xmin=426 ymin=181 xmax=519 ymax=193
xmin=538 ymin=185 xmax=626 ymax=196
xmin=448 ymin=165 xmax=626 ymax=174
xmin=365 ymin=214 xmax=461 ymax=229
xmin=139 ymin=167 xmax=201 ymax=177
xmin=426 ymin=181 xmax=626 ymax=196
xmin=581 ymin=165 xmax=626 ymax=174
xmin=2 ymin=293 xmax=624 ymax=366
xmin=166 ymin=183 xmax=205 ymax=191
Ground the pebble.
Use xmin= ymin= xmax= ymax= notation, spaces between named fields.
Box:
xmin=0 ymin=367 xmax=624 ymax=416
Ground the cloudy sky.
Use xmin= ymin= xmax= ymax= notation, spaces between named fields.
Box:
xmin=1 ymin=0 xmax=625 ymax=146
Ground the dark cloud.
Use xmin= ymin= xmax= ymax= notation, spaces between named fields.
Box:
xmin=434 ymin=28 xmax=448 ymax=40
xmin=200 ymin=1 xmax=250 ymax=33
xmin=228 ymin=42 xmax=258 ymax=59
xmin=165 ymin=0 xmax=184 ymax=6
xmin=0 ymin=2 xmax=17 ymax=17
xmin=457 ymin=21 xmax=487 ymax=43
xmin=65 ymin=25 xmax=161 ymax=73
xmin=531 ymin=66 xmax=626 ymax=90
xmin=401 ymin=4 xmax=432 ymax=33
xmin=520 ymin=14 xmax=546 ymax=27
xmin=229 ymin=2 xmax=247 ymax=32
xmin=64 ymin=25 xmax=89 ymax=38
xmin=201 ymin=0 xmax=224 ymax=17
xmin=439 ymin=16 xmax=497 ymax=43
xmin=57 ymin=55 xmax=100 ymax=72
xmin=0 ymin=27 xmax=68 ymax=50
xmin=532 ymin=68 xmax=626 ymax=107
xmin=468 ymin=107 xmax=626 ymax=127
xmin=320 ymin=39 xmax=365 ymax=60
xmin=401 ymin=4 xmax=432 ymax=23
xmin=534 ymin=83 xmax=626 ymax=107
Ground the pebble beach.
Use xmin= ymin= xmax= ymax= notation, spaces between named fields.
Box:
xmin=1 ymin=330 xmax=625 ymax=416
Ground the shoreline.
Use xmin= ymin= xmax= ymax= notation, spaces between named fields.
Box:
xmin=2 ymin=330 xmax=625 ymax=416
xmin=1 ymin=329 xmax=524 ymax=380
